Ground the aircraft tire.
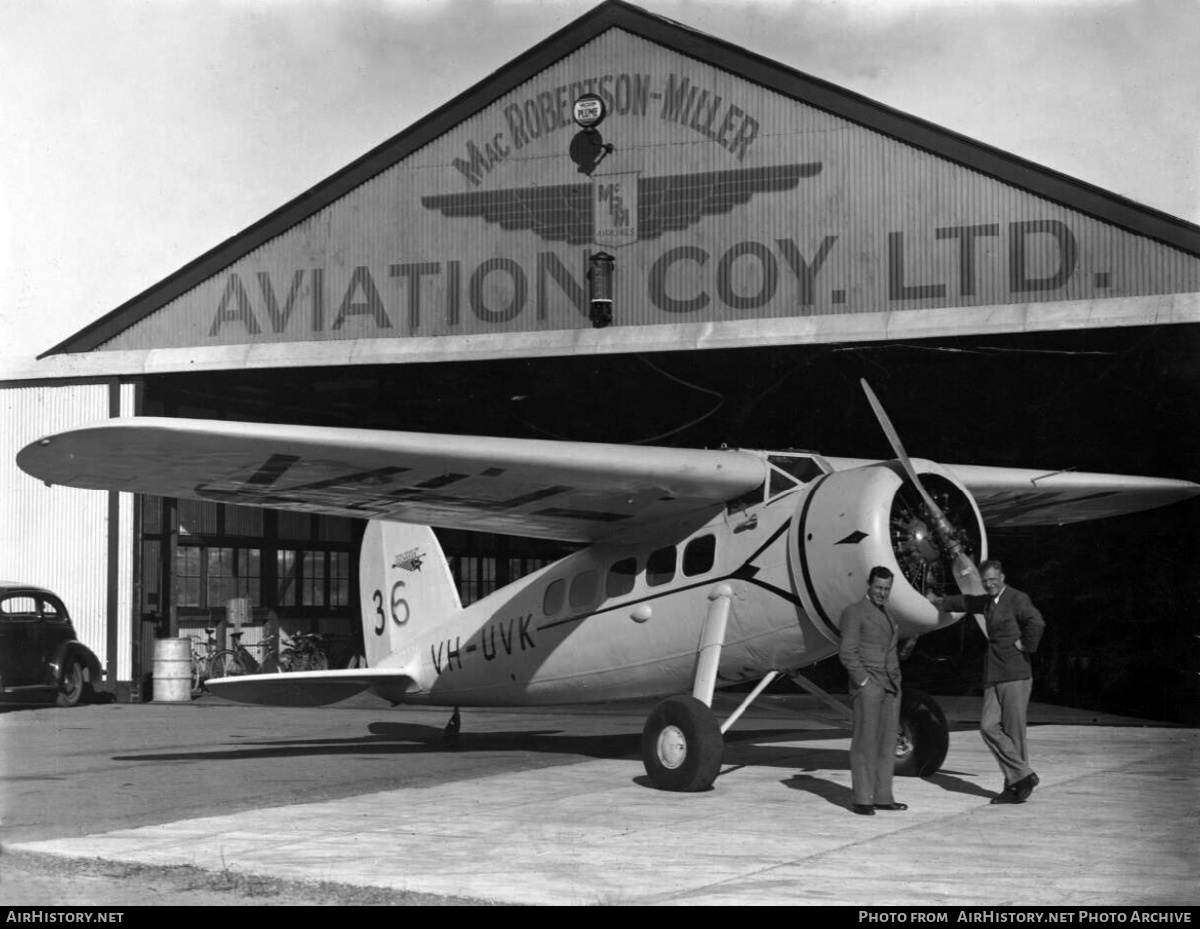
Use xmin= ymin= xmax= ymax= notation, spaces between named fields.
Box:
xmin=895 ymin=688 xmax=949 ymax=777
xmin=641 ymin=695 xmax=724 ymax=792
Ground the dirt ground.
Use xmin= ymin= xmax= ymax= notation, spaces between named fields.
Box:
xmin=0 ymin=848 xmax=491 ymax=906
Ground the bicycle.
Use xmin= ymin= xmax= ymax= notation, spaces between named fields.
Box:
xmin=208 ymin=630 xmax=272 ymax=680
xmin=189 ymin=628 xmax=221 ymax=697
xmin=279 ymin=632 xmax=329 ymax=672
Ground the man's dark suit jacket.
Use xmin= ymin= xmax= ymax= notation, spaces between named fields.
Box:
xmin=943 ymin=586 xmax=1045 ymax=685
xmin=838 ymin=597 xmax=901 ymax=694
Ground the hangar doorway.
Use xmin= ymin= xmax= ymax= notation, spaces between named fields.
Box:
xmin=129 ymin=324 xmax=1200 ymax=720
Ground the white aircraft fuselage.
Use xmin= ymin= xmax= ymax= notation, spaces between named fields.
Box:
xmin=363 ymin=451 xmax=975 ymax=707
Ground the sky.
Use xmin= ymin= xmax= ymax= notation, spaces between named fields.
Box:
xmin=2 ymin=0 xmax=1198 ymax=361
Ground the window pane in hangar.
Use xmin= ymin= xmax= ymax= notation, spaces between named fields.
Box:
xmin=179 ymin=499 xmax=218 ymax=536
xmin=331 ymin=552 xmax=350 ymax=607
xmin=302 ymin=551 xmax=325 ymax=606
xmin=224 ymin=504 xmax=263 ymax=537
xmin=208 ymin=547 xmax=236 ymax=605
xmin=277 ymin=550 xmax=299 ymax=606
xmin=176 ymin=547 xmax=202 ymax=607
xmin=242 ymin=549 xmax=262 ymax=602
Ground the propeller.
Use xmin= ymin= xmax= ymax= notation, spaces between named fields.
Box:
xmin=860 ymin=379 xmax=985 ymax=598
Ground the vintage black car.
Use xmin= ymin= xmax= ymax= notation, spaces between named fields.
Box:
xmin=0 ymin=583 xmax=103 ymax=706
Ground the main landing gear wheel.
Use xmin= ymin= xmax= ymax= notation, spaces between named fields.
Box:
xmin=895 ymin=688 xmax=949 ymax=777
xmin=641 ymin=695 xmax=724 ymax=792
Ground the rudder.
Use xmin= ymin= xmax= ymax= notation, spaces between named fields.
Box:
xmin=359 ymin=520 xmax=461 ymax=667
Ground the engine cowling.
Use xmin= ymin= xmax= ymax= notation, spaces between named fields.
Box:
xmin=788 ymin=458 xmax=986 ymax=641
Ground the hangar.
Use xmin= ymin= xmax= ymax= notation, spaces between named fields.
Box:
xmin=3 ymin=0 xmax=1198 ymax=715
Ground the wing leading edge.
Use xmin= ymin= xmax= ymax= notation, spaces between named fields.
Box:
xmin=18 ymin=417 xmax=767 ymax=543
xmin=947 ymin=463 xmax=1199 ymax=527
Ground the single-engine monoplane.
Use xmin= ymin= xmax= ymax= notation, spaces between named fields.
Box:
xmin=18 ymin=382 xmax=1197 ymax=790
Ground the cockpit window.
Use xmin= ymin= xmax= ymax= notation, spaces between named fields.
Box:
xmin=767 ymin=454 xmax=824 ymax=484
xmin=765 ymin=454 xmax=826 ymax=500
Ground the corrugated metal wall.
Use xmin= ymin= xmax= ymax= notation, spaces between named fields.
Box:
xmin=0 ymin=381 xmax=136 ymax=680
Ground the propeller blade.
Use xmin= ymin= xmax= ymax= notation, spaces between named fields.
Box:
xmin=860 ymin=379 xmax=933 ymax=512
xmin=860 ymin=379 xmax=985 ymax=597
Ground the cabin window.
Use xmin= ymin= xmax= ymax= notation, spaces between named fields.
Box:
xmin=569 ymin=570 xmax=598 ymax=609
xmin=543 ymin=579 xmax=565 ymax=616
xmin=646 ymin=546 xmax=676 ymax=587
xmin=683 ymin=535 xmax=716 ymax=577
xmin=606 ymin=557 xmax=637 ymax=597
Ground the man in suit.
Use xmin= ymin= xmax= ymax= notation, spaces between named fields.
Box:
xmin=838 ymin=566 xmax=908 ymax=816
xmin=939 ymin=560 xmax=1045 ymax=804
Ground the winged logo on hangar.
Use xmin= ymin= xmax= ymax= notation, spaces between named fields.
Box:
xmin=420 ymin=162 xmax=823 ymax=248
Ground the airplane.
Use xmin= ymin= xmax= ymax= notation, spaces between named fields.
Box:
xmin=17 ymin=381 xmax=1199 ymax=792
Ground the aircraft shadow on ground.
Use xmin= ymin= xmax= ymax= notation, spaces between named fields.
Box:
xmin=106 ymin=719 xmax=968 ymax=774
xmin=103 ymin=718 xmax=998 ymax=802
xmin=110 ymin=721 xmax=642 ymax=763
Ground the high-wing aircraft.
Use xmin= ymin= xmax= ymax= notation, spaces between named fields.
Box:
xmin=17 ymin=382 xmax=1199 ymax=791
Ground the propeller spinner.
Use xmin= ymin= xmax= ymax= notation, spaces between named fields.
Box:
xmin=860 ymin=379 xmax=986 ymax=599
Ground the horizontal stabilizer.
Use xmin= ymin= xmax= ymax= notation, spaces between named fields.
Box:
xmin=206 ymin=668 xmax=416 ymax=707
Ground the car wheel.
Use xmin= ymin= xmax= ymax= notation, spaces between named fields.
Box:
xmin=56 ymin=659 xmax=86 ymax=708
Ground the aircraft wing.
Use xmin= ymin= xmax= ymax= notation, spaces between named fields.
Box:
xmin=18 ymin=417 xmax=767 ymax=543
xmin=945 ymin=463 xmax=1199 ymax=528
xmin=205 ymin=668 xmax=414 ymax=707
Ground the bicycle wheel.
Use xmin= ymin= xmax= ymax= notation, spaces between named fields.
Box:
xmin=190 ymin=657 xmax=206 ymax=697
xmin=208 ymin=649 xmax=249 ymax=679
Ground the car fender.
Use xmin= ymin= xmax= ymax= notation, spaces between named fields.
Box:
xmin=48 ymin=641 xmax=103 ymax=689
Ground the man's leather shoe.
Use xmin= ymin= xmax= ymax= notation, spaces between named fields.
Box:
xmin=1013 ymin=772 xmax=1040 ymax=802
xmin=874 ymin=802 xmax=908 ymax=811
xmin=852 ymin=804 xmax=876 ymax=815
xmin=989 ymin=788 xmax=1022 ymax=805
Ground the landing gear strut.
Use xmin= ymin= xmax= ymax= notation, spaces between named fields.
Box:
xmin=641 ymin=585 xmax=731 ymax=792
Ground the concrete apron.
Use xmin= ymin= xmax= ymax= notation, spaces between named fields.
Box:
xmin=12 ymin=722 xmax=1198 ymax=906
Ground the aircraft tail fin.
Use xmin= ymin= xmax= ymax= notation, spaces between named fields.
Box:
xmin=358 ymin=520 xmax=461 ymax=667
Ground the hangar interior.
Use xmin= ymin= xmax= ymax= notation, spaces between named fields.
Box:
xmin=135 ymin=322 xmax=1200 ymax=719
xmin=9 ymin=0 xmax=1200 ymax=721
